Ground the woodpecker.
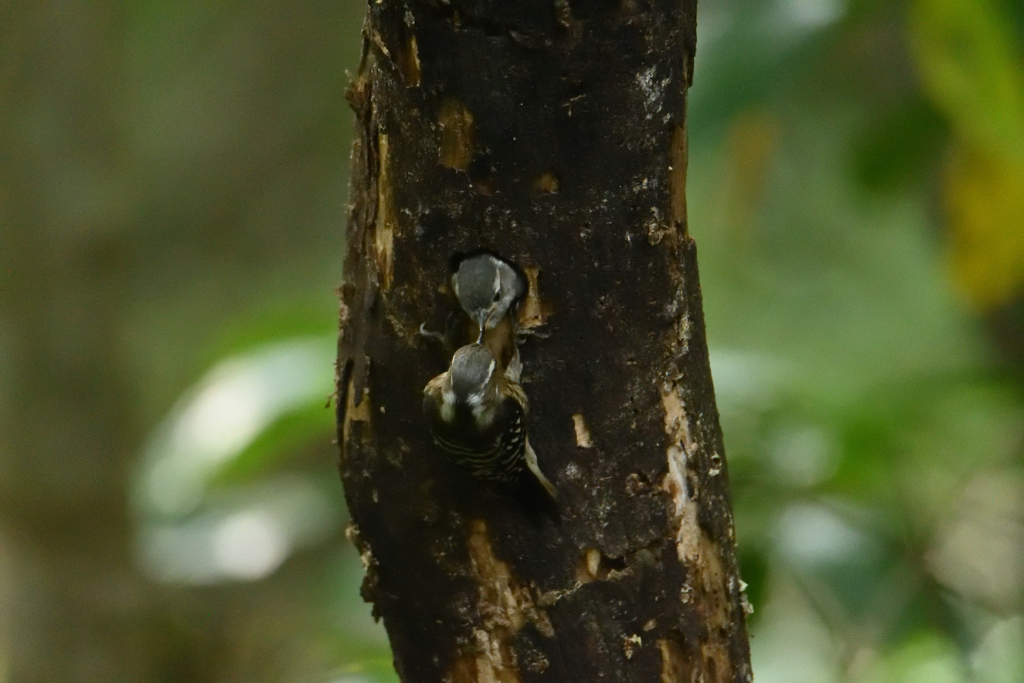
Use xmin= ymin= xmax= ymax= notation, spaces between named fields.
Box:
xmin=451 ymin=251 xmax=528 ymax=339
xmin=451 ymin=251 xmax=528 ymax=337
xmin=419 ymin=251 xmax=528 ymax=374
xmin=450 ymin=251 xmax=529 ymax=379
xmin=423 ymin=343 xmax=557 ymax=500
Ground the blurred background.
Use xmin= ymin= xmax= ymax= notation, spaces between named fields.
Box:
xmin=0 ymin=0 xmax=1021 ymax=681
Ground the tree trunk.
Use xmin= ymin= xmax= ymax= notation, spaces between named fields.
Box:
xmin=336 ymin=1 xmax=752 ymax=681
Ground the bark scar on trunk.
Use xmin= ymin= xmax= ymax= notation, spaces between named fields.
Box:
xmin=439 ymin=98 xmax=475 ymax=171
xmin=661 ymin=371 xmax=743 ymax=682
xmin=658 ymin=637 xmax=694 ymax=682
xmin=402 ymin=33 xmax=421 ymax=87
xmin=342 ymin=366 xmax=372 ymax=449
xmin=447 ymin=520 xmax=556 ymax=682
xmin=533 ymin=171 xmax=559 ymax=194
xmin=669 ymin=124 xmax=689 ymax=234
xmin=516 ymin=265 xmax=550 ymax=332
xmin=374 ymin=133 xmax=395 ymax=291
xmin=660 ymin=386 xmax=699 ymax=563
xmin=572 ymin=413 xmax=593 ymax=448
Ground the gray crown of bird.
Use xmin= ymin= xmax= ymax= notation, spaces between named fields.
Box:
xmin=451 ymin=253 xmax=528 ymax=340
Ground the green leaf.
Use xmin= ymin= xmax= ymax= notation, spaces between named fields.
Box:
xmin=851 ymin=97 xmax=949 ymax=194
xmin=909 ymin=0 xmax=1024 ymax=162
xmin=859 ymin=631 xmax=968 ymax=683
xmin=135 ymin=335 xmax=336 ymax=518
xmin=207 ymin=400 xmax=335 ymax=488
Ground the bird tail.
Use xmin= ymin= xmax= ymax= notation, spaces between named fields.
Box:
xmin=524 ymin=438 xmax=557 ymax=500
xmin=500 ymin=438 xmax=559 ymax=521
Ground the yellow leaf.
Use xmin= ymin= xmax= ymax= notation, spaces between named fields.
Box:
xmin=945 ymin=146 xmax=1024 ymax=309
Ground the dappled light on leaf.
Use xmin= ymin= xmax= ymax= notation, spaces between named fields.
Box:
xmin=137 ymin=335 xmax=335 ymax=517
xmin=139 ymin=476 xmax=341 ymax=585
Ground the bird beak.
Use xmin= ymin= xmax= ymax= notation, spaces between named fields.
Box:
xmin=475 ymin=312 xmax=487 ymax=343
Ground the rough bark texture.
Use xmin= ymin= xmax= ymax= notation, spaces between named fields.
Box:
xmin=336 ymin=1 xmax=753 ymax=681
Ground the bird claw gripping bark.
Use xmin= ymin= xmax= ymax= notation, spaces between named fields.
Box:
xmin=418 ymin=322 xmax=449 ymax=346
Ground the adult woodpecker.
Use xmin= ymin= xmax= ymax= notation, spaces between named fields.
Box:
xmin=422 ymin=343 xmax=557 ymax=501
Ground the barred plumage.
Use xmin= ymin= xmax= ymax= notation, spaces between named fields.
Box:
xmin=423 ymin=343 xmax=556 ymax=500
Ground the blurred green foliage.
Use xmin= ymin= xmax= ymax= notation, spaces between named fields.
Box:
xmin=2 ymin=0 xmax=1022 ymax=681
xmin=687 ymin=1 xmax=1024 ymax=681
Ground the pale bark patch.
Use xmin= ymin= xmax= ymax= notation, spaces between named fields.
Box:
xmin=402 ymin=34 xmax=420 ymax=87
xmin=446 ymin=520 xmax=557 ymax=682
xmin=572 ymin=413 xmax=594 ymax=448
xmin=439 ymin=98 xmax=475 ymax=171
xmin=342 ymin=373 xmax=371 ymax=449
xmin=374 ymin=133 xmax=395 ymax=290
xmin=661 ymin=387 xmax=699 ymax=563
xmin=517 ymin=265 xmax=550 ymax=332
xmin=533 ymin=171 xmax=559 ymax=194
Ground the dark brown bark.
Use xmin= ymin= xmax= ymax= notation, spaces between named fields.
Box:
xmin=336 ymin=1 xmax=752 ymax=681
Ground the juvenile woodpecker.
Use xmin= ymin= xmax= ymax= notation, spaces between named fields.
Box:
xmin=423 ymin=343 xmax=557 ymax=500
xmin=451 ymin=251 xmax=528 ymax=339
